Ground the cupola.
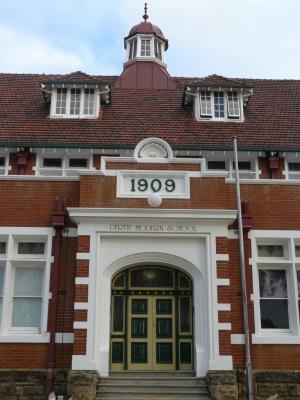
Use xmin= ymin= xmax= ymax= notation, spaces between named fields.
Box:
xmin=124 ymin=3 xmax=168 ymax=67
xmin=115 ymin=3 xmax=176 ymax=90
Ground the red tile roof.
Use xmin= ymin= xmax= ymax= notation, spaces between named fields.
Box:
xmin=0 ymin=72 xmax=300 ymax=151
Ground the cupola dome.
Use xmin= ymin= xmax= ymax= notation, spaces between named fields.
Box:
xmin=123 ymin=3 xmax=169 ymax=65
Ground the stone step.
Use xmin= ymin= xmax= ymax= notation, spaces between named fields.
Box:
xmin=100 ymin=377 xmax=206 ymax=386
xmin=109 ymin=371 xmax=196 ymax=378
xmin=97 ymin=384 xmax=209 ymax=394
xmin=96 ymin=395 xmax=211 ymax=400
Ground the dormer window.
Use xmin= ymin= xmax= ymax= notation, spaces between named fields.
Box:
xmin=41 ymin=76 xmax=110 ymax=119
xmin=51 ymin=87 xmax=98 ymax=118
xmin=199 ymin=90 xmax=241 ymax=120
xmin=183 ymin=78 xmax=253 ymax=122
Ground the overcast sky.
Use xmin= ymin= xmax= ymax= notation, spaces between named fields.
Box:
xmin=0 ymin=0 xmax=299 ymax=79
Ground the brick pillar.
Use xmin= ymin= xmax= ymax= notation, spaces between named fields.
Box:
xmin=73 ymin=235 xmax=90 ymax=356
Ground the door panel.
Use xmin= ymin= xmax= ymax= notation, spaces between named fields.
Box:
xmin=128 ymin=296 xmax=153 ymax=370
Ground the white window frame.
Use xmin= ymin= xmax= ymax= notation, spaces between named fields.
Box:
xmin=202 ymin=152 xmax=260 ymax=180
xmin=0 ymin=153 xmax=11 ymax=176
xmin=50 ymin=87 xmax=100 ymax=119
xmin=126 ymin=35 xmax=165 ymax=64
xmin=0 ymin=228 xmax=52 ymax=342
xmin=250 ymin=231 xmax=300 ymax=344
xmin=283 ymin=154 xmax=300 ymax=180
xmin=195 ymin=90 xmax=244 ymax=122
xmin=34 ymin=151 xmax=94 ymax=177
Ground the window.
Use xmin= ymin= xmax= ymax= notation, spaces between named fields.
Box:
xmin=141 ymin=39 xmax=151 ymax=56
xmin=36 ymin=153 xmax=92 ymax=177
xmin=207 ymin=160 xmax=226 ymax=170
xmin=259 ymin=269 xmax=289 ymax=329
xmin=200 ymin=92 xmax=212 ymax=117
xmin=55 ymin=88 xmax=67 ymax=115
xmin=12 ymin=266 xmax=43 ymax=329
xmin=0 ymin=267 xmax=4 ymax=325
xmin=43 ymin=158 xmax=62 ymax=168
xmin=0 ymin=230 xmax=51 ymax=338
xmin=0 ymin=242 xmax=6 ymax=255
xmin=17 ymin=242 xmax=45 ymax=256
xmin=227 ymin=92 xmax=241 ymax=118
xmin=198 ymin=90 xmax=242 ymax=121
xmin=285 ymin=160 xmax=300 ymax=180
xmin=297 ymin=270 xmax=300 ymax=320
xmin=252 ymin=234 xmax=300 ymax=341
xmin=51 ymin=87 xmax=99 ymax=118
xmin=129 ymin=39 xmax=137 ymax=60
xmin=257 ymin=244 xmax=285 ymax=258
xmin=203 ymin=155 xmax=258 ymax=179
xmin=68 ymin=158 xmax=88 ymax=168
xmin=0 ymin=154 xmax=10 ymax=176
xmin=154 ymin=40 xmax=162 ymax=60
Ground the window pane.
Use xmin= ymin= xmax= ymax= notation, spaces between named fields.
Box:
xmin=12 ymin=298 xmax=42 ymax=328
xmin=297 ymin=270 xmax=300 ymax=297
xmin=112 ymin=296 xmax=124 ymax=332
xmin=227 ymin=92 xmax=240 ymax=118
xmin=141 ymin=39 xmax=151 ymax=56
xmin=260 ymin=299 xmax=289 ymax=329
xmin=257 ymin=245 xmax=284 ymax=257
xmin=0 ymin=242 xmax=6 ymax=254
xmin=70 ymin=89 xmax=81 ymax=115
xmin=295 ymin=246 xmax=300 ymax=257
xmin=14 ymin=267 xmax=43 ymax=296
xmin=259 ymin=269 xmax=287 ymax=298
xmin=0 ymin=267 xmax=4 ymax=296
xmin=214 ymin=92 xmax=224 ymax=118
xmin=43 ymin=158 xmax=62 ymax=168
xmin=130 ymin=267 xmax=174 ymax=288
xmin=200 ymin=91 xmax=212 ymax=116
xmin=56 ymin=88 xmax=67 ymax=115
xmin=288 ymin=162 xmax=300 ymax=172
xmin=207 ymin=161 xmax=226 ymax=170
xmin=233 ymin=161 xmax=252 ymax=171
xmin=0 ymin=157 xmax=5 ymax=167
xmin=154 ymin=40 xmax=162 ymax=60
xmin=18 ymin=242 xmax=45 ymax=255
xmin=83 ymin=89 xmax=95 ymax=115
xmin=68 ymin=158 xmax=88 ymax=168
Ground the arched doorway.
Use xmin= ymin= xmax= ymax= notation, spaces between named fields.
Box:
xmin=110 ymin=265 xmax=193 ymax=371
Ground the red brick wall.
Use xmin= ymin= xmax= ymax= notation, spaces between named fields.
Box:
xmin=1 ymin=156 xmax=300 ymax=371
xmin=0 ymin=180 xmax=79 ymax=226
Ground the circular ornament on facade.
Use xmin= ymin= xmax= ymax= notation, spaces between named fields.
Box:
xmin=134 ymin=137 xmax=173 ymax=161
xmin=139 ymin=142 xmax=168 ymax=158
xmin=148 ymin=193 xmax=162 ymax=207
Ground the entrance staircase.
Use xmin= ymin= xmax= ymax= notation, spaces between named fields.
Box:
xmin=96 ymin=372 xmax=211 ymax=400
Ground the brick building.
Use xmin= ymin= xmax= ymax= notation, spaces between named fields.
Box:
xmin=0 ymin=6 xmax=300 ymax=400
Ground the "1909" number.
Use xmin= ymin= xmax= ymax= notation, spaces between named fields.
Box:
xmin=130 ymin=178 xmax=176 ymax=193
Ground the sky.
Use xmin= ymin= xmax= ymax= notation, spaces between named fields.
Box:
xmin=0 ymin=0 xmax=299 ymax=79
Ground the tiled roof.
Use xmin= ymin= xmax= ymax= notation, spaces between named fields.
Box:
xmin=0 ymin=72 xmax=300 ymax=151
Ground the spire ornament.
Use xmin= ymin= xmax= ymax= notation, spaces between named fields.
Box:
xmin=143 ymin=2 xmax=149 ymax=22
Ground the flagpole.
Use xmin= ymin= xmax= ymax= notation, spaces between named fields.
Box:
xmin=233 ymin=136 xmax=254 ymax=400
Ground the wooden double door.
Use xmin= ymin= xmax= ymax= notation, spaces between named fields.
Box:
xmin=110 ymin=266 xmax=193 ymax=371
xmin=128 ymin=295 xmax=175 ymax=370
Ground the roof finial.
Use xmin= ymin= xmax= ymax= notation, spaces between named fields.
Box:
xmin=143 ymin=2 xmax=149 ymax=22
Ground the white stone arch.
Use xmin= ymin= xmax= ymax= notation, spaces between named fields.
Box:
xmin=133 ymin=137 xmax=174 ymax=161
xmin=96 ymin=251 xmax=209 ymax=377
